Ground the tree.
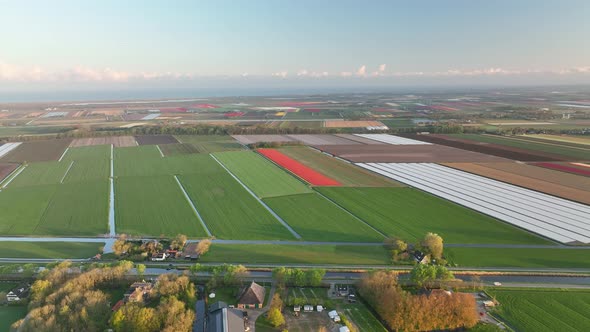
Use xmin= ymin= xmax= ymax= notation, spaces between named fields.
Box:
xmin=292 ymin=269 xmax=306 ymax=287
xmin=272 ymin=267 xmax=288 ymax=288
xmin=421 ymin=232 xmax=444 ymax=260
xmin=410 ymin=264 xmax=437 ymax=288
xmin=113 ymin=234 xmax=132 ymax=256
xmin=136 ymin=264 xmax=146 ymax=278
xmin=189 ymin=263 xmax=202 ymax=276
xmin=140 ymin=240 xmax=163 ymax=256
xmin=170 ymin=234 xmax=188 ymax=250
xmin=195 ymin=239 xmax=211 ymax=256
xmin=267 ymin=308 xmax=285 ymax=328
xmin=306 ymin=269 xmax=325 ymax=287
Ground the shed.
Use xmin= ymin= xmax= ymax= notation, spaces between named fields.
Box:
xmin=237 ymin=282 xmax=266 ymax=309
xmin=304 ymin=305 xmax=313 ymax=312
xmin=316 ymin=305 xmax=323 ymax=312
xmin=294 ymin=305 xmax=301 ymax=312
xmin=328 ymin=310 xmax=338 ymax=319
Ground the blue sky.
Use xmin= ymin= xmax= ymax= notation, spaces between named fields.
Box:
xmin=0 ymin=0 xmax=589 ymax=88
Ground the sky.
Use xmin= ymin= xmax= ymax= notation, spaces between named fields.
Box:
xmin=0 ymin=0 xmax=589 ymax=91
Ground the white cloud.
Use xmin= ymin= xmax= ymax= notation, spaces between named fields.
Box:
xmin=356 ymin=65 xmax=367 ymax=76
xmin=271 ymin=71 xmax=288 ymax=78
xmin=340 ymin=71 xmax=353 ymax=77
xmin=379 ymin=64 xmax=386 ymax=72
xmin=297 ymin=69 xmax=308 ymax=76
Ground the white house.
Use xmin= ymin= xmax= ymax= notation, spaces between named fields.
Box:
xmin=7 ymin=285 xmax=30 ymax=302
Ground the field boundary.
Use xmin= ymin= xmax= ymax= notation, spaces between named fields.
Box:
xmin=60 ymin=161 xmax=74 ymax=183
xmin=173 ymin=175 xmax=212 ymax=237
xmin=313 ymin=189 xmax=387 ymax=239
xmin=156 ymin=145 xmax=165 ymax=157
xmin=108 ymin=144 xmax=115 ymax=236
xmin=58 ymin=147 xmax=69 ymax=162
xmin=210 ymin=154 xmax=302 ymax=239
xmin=0 ymin=164 xmax=27 ymax=189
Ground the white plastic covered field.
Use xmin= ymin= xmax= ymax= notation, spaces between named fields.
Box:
xmin=354 ymin=134 xmax=431 ymax=145
xmin=0 ymin=142 xmax=22 ymax=159
xmin=357 ymin=162 xmax=590 ymax=244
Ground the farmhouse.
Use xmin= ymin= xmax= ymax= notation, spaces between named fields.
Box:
xmin=237 ymin=281 xmax=266 ymax=309
xmin=124 ymin=281 xmax=154 ymax=303
xmin=183 ymin=242 xmax=201 ymax=260
xmin=199 ymin=301 xmax=246 ymax=332
xmin=151 ymin=252 xmax=168 ymax=261
xmin=6 ymin=284 xmax=30 ymax=302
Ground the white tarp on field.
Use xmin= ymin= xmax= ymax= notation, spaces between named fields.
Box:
xmin=0 ymin=142 xmax=21 ymax=159
xmin=354 ymin=134 xmax=431 ymax=145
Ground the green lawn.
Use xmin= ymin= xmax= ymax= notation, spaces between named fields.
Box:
xmin=448 ymin=134 xmax=590 ymax=160
xmin=263 ymin=193 xmax=384 ymax=242
xmin=316 ymin=187 xmax=550 ymax=245
xmin=0 ymin=306 xmax=27 ymax=332
xmin=201 ymin=244 xmax=390 ymax=265
xmin=179 ymin=172 xmax=295 ymax=240
xmin=278 ymin=147 xmax=402 ymax=187
xmin=0 ymin=241 xmax=102 ymax=258
xmin=115 ymin=175 xmax=208 ymax=237
xmin=174 ymin=135 xmax=244 ymax=153
xmin=8 ymin=161 xmax=69 ymax=188
xmin=487 ymin=289 xmax=590 ymax=332
xmin=115 ymin=147 xmax=220 ymax=177
xmin=341 ymin=303 xmax=388 ymax=332
xmin=446 ymin=247 xmax=590 ymax=268
xmin=213 ymin=151 xmax=312 ymax=198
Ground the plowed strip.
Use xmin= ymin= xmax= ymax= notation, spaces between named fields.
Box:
xmin=257 ymin=149 xmax=341 ymax=186
xmin=533 ymin=162 xmax=590 ymax=177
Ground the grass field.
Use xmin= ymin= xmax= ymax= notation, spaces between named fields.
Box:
xmin=449 ymin=134 xmax=590 ymax=160
xmin=341 ymin=303 xmax=388 ymax=332
xmin=0 ymin=306 xmax=27 ymax=332
xmin=213 ymin=151 xmax=312 ymax=198
xmin=316 ymin=187 xmax=551 ymax=245
xmin=179 ymin=172 xmax=296 ymax=240
xmin=200 ymin=244 xmax=390 ymax=265
xmin=115 ymin=148 xmax=220 ymax=177
xmin=174 ymin=135 xmax=244 ymax=153
xmin=63 ymin=158 xmax=109 ymax=183
xmin=519 ymin=134 xmax=590 ymax=147
xmin=158 ymin=143 xmax=199 ymax=156
xmin=0 ymin=241 xmax=102 ymax=258
xmin=0 ymin=185 xmax=56 ymax=235
xmin=445 ymin=247 xmax=590 ymax=268
xmin=263 ymin=193 xmax=384 ymax=242
xmin=115 ymin=175 xmax=208 ymax=237
xmin=8 ymin=161 xmax=69 ymax=187
xmin=279 ymin=147 xmax=401 ymax=187
xmin=62 ymin=145 xmax=111 ymax=161
xmin=380 ymin=118 xmax=415 ymax=128
xmin=487 ymin=289 xmax=590 ymax=332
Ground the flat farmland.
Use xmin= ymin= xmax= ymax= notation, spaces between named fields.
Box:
xmin=175 ymin=135 xmax=244 ymax=153
xmin=232 ymin=134 xmax=297 ymax=145
xmin=286 ymin=134 xmax=362 ymax=145
xmin=134 ymin=135 xmax=179 ymax=145
xmin=258 ymin=149 xmax=341 ymax=186
xmin=62 ymin=144 xmax=111 ymax=161
xmin=0 ymin=185 xmax=56 ymax=235
xmin=324 ymin=120 xmax=386 ymax=128
xmin=115 ymin=147 xmax=219 ymax=177
xmin=445 ymin=247 xmax=590 ymax=268
xmin=63 ymin=159 xmax=110 ymax=183
xmin=316 ymin=187 xmax=550 ymax=244
xmin=487 ymin=289 xmax=590 ymax=332
xmin=69 ymin=136 xmax=137 ymax=147
xmin=158 ymin=143 xmax=199 ymax=156
xmin=7 ymin=161 xmax=69 ymax=188
xmin=278 ymin=121 xmax=323 ymax=129
xmin=533 ymin=162 xmax=590 ymax=177
xmin=449 ymin=134 xmax=590 ymax=160
xmin=180 ymin=172 xmax=295 ymax=240
xmin=278 ymin=147 xmax=402 ymax=186
xmin=0 ymin=138 xmax=72 ymax=162
xmin=38 ymin=181 xmax=109 ymax=235
xmin=517 ymin=134 xmax=590 ymax=147
xmin=313 ymin=144 xmax=508 ymax=163
xmin=0 ymin=163 xmax=18 ymax=182
xmin=200 ymin=244 xmax=390 ymax=265
xmin=213 ymin=151 xmax=312 ymax=198
xmin=0 ymin=306 xmax=27 ymax=332
xmin=115 ymin=175 xmax=208 ymax=237
xmin=263 ymin=193 xmax=384 ymax=242
xmin=0 ymin=241 xmax=102 ymax=258
xmin=443 ymin=163 xmax=590 ymax=205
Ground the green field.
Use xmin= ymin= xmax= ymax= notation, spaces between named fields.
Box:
xmin=8 ymin=161 xmax=69 ymax=187
xmin=174 ymin=135 xmax=244 ymax=153
xmin=279 ymin=146 xmax=401 ymax=187
xmin=487 ymin=289 xmax=590 ymax=332
xmin=341 ymin=303 xmax=388 ymax=332
xmin=62 ymin=158 xmax=109 ymax=183
xmin=158 ymin=143 xmax=199 ymax=156
xmin=316 ymin=187 xmax=551 ymax=244
xmin=180 ymin=172 xmax=295 ymax=240
xmin=0 ymin=185 xmax=56 ymax=235
xmin=263 ymin=193 xmax=384 ymax=242
xmin=213 ymin=151 xmax=312 ymax=198
xmin=284 ymin=111 xmax=343 ymax=119
xmin=446 ymin=247 xmax=590 ymax=268
xmin=115 ymin=148 xmax=220 ymax=177
xmin=0 ymin=241 xmax=103 ymax=258
xmin=0 ymin=306 xmax=27 ymax=332
xmin=380 ymin=118 xmax=415 ymax=128
xmin=200 ymin=244 xmax=390 ymax=265
xmin=115 ymin=175 xmax=208 ymax=237
xmin=62 ymin=145 xmax=111 ymax=161
xmin=449 ymin=134 xmax=590 ymax=160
